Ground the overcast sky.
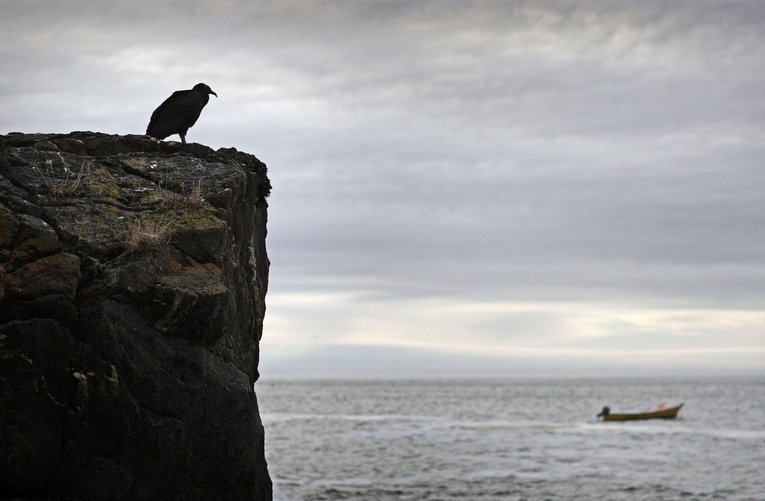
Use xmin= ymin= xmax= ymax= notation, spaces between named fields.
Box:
xmin=2 ymin=1 xmax=764 ymax=378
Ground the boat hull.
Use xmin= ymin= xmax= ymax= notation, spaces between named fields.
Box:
xmin=601 ymin=404 xmax=683 ymax=421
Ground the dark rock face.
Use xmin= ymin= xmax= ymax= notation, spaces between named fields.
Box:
xmin=0 ymin=132 xmax=272 ymax=500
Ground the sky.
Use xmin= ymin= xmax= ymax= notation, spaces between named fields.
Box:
xmin=2 ymin=0 xmax=764 ymax=379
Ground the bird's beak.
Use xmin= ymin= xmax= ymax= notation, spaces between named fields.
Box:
xmin=211 ymin=90 xmax=218 ymax=97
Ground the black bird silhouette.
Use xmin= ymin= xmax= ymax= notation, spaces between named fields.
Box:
xmin=146 ymin=83 xmax=217 ymax=144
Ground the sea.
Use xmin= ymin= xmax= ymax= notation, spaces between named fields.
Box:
xmin=256 ymin=377 xmax=765 ymax=500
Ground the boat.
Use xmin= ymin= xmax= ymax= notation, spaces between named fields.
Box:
xmin=597 ymin=403 xmax=683 ymax=421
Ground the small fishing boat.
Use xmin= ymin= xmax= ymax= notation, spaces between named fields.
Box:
xmin=597 ymin=403 xmax=683 ymax=421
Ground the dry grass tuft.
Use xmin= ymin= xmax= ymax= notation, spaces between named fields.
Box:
xmin=161 ymin=179 xmax=205 ymax=209
xmin=36 ymin=160 xmax=88 ymax=198
xmin=125 ymin=217 xmax=174 ymax=253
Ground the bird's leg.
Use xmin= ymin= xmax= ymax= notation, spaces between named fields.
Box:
xmin=179 ymin=133 xmax=187 ymax=144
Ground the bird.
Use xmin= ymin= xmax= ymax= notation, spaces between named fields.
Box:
xmin=146 ymin=83 xmax=217 ymax=144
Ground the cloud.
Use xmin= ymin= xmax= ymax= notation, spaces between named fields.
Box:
xmin=2 ymin=1 xmax=764 ymax=377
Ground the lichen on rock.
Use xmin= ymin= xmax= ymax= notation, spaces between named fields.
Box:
xmin=0 ymin=132 xmax=272 ymax=500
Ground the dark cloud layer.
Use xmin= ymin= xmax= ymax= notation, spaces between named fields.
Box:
xmin=2 ymin=1 xmax=764 ymax=377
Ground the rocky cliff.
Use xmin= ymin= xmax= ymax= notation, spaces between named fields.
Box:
xmin=0 ymin=132 xmax=272 ymax=500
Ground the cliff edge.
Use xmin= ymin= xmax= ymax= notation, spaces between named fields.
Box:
xmin=0 ymin=132 xmax=272 ymax=500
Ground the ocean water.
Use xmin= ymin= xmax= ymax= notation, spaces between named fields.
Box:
xmin=257 ymin=378 xmax=765 ymax=500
